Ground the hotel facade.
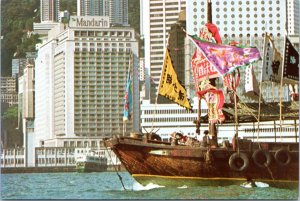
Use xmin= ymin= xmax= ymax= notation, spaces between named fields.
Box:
xmin=34 ymin=16 xmax=139 ymax=148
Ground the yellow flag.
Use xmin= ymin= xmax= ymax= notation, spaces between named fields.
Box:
xmin=159 ymin=48 xmax=192 ymax=110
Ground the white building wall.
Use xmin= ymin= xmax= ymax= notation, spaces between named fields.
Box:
xmin=65 ymin=34 xmax=76 ymax=138
xmin=35 ymin=40 xmax=56 ymax=146
xmin=140 ymin=97 xmax=208 ymax=140
xmin=186 ymin=0 xmax=287 ymax=37
xmin=287 ymin=0 xmax=300 ymax=35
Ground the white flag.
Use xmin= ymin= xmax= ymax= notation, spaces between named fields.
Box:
xmin=261 ymin=34 xmax=282 ymax=82
xmin=245 ymin=65 xmax=260 ymax=101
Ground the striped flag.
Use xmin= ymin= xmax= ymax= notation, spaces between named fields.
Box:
xmin=244 ymin=65 xmax=260 ymax=101
xmin=123 ymin=71 xmax=132 ymax=122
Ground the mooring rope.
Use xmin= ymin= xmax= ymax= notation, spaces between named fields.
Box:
xmin=104 ymin=144 xmax=127 ymax=191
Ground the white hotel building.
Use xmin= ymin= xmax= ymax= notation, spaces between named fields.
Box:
xmin=35 ymin=16 xmax=139 ymax=148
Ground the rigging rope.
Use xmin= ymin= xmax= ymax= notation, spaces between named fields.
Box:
xmin=104 ymin=144 xmax=127 ymax=191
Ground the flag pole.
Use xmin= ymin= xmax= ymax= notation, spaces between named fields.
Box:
xmin=123 ymin=55 xmax=132 ymax=136
xmin=279 ymin=35 xmax=287 ymax=141
xmin=256 ymin=32 xmax=268 ymax=144
xmin=153 ymin=32 xmax=171 ymax=131
xmin=206 ymin=0 xmax=218 ymax=143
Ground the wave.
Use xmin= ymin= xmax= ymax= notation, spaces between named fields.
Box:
xmin=240 ymin=181 xmax=269 ymax=188
xmin=177 ymin=185 xmax=188 ymax=189
xmin=131 ymin=181 xmax=165 ymax=191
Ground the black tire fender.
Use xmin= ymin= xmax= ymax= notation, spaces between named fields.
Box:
xmin=150 ymin=133 xmax=162 ymax=141
xmin=228 ymin=152 xmax=249 ymax=172
xmin=252 ymin=149 xmax=272 ymax=168
xmin=274 ymin=149 xmax=291 ymax=167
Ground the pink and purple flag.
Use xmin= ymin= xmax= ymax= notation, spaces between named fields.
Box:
xmin=189 ymin=35 xmax=261 ymax=75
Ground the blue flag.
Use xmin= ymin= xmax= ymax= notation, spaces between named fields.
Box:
xmin=123 ymin=72 xmax=132 ymax=121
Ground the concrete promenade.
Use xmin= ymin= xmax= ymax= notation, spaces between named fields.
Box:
xmin=1 ymin=165 xmax=125 ymax=174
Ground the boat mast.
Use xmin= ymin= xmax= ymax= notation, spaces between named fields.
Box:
xmin=207 ymin=0 xmax=218 ymax=146
xmin=196 ymin=0 xmax=213 ymax=135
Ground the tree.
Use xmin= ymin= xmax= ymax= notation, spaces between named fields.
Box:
xmin=1 ymin=106 xmax=22 ymax=148
xmin=1 ymin=0 xmax=39 ymax=76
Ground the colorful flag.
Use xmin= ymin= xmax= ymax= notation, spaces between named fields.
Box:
xmin=159 ymin=48 xmax=192 ymax=110
xmin=261 ymin=34 xmax=282 ymax=82
xmin=197 ymin=79 xmax=225 ymax=123
xmin=188 ymin=35 xmax=261 ymax=75
xmin=191 ymin=48 xmax=220 ymax=92
xmin=123 ymin=71 xmax=132 ymax=122
xmin=191 ymin=25 xmax=220 ymax=97
xmin=282 ymin=37 xmax=299 ymax=83
xmin=191 ymin=24 xmax=224 ymax=123
xmin=244 ymin=65 xmax=260 ymax=101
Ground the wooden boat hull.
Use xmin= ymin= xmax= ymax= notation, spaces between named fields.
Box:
xmin=104 ymin=136 xmax=299 ymax=188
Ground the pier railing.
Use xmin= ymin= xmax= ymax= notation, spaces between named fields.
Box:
xmin=1 ymin=146 xmax=119 ymax=168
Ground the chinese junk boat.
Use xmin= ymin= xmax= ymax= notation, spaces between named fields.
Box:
xmin=104 ymin=3 xmax=299 ymax=188
xmin=104 ymin=102 xmax=299 ymax=188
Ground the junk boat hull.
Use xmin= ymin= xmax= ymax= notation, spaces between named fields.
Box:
xmin=104 ymin=135 xmax=299 ymax=188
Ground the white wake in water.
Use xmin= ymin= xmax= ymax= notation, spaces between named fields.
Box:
xmin=131 ymin=182 xmax=165 ymax=191
xmin=240 ymin=181 xmax=269 ymax=188
xmin=177 ymin=185 xmax=188 ymax=189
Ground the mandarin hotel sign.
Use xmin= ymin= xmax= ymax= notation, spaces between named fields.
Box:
xmin=69 ymin=16 xmax=110 ymax=28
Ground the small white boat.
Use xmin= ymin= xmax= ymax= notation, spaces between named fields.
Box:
xmin=75 ymin=148 xmax=107 ymax=173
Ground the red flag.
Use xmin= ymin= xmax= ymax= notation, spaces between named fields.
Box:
xmin=205 ymin=23 xmax=222 ymax=44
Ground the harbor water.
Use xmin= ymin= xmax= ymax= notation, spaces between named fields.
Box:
xmin=1 ymin=171 xmax=299 ymax=200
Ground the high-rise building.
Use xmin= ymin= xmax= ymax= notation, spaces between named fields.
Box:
xmin=35 ymin=16 xmax=139 ymax=147
xmin=287 ymin=0 xmax=300 ymax=35
xmin=109 ymin=0 xmax=128 ymax=26
xmin=12 ymin=59 xmax=27 ymax=78
xmin=141 ymin=0 xmax=186 ymax=87
xmin=186 ymin=0 xmax=288 ymax=37
xmin=40 ymin=0 xmax=60 ymax=22
xmin=0 ymin=77 xmax=18 ymax=106
xmin=77 ymin=0 xmax=128 ymax=26
xmin=77 ymin=0 xmax=109 ymax=16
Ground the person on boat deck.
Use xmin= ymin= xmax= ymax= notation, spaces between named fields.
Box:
xmin=201 ymin=130 xmax=210 ymax=147
xmin=232 ymin=133 xmax=238 ymax=151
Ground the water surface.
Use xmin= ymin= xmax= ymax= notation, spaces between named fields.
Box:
xmin=1 ymin=172 xmax=299 ymax=199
